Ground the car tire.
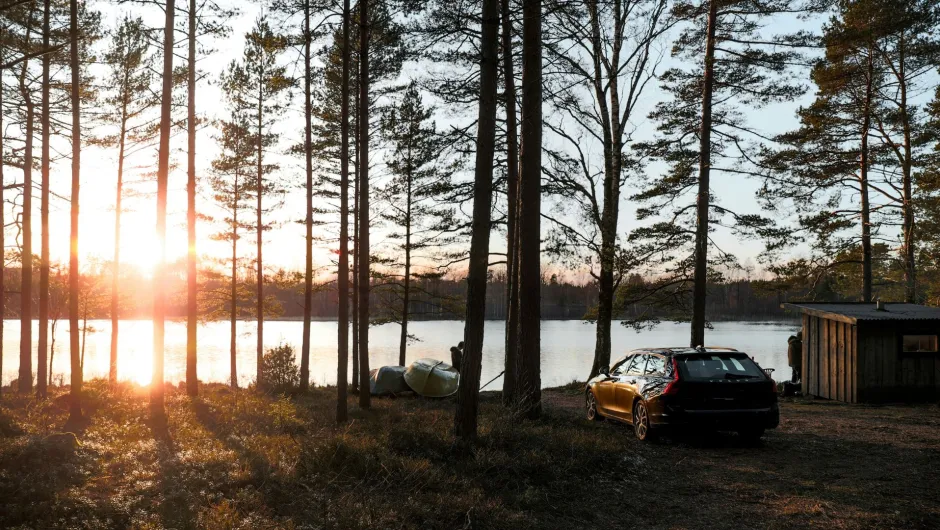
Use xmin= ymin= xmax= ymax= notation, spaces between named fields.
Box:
xmin=738 ymin=428 xmax=765 ymax=444
xmin=633 ymin=400 xmax=653 ymax=441
xmin=585 ymin=390 xmax=602 ymax=421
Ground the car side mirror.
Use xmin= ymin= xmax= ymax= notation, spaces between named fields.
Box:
xmin=600 ymin=366 xmax=609 ymax=376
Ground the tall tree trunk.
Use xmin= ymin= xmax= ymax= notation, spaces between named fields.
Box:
xmin=336 ymin=0 xmax=351 ymax=422
xmin=67 ymin=0 xmax=82 ymax=422
xmin=455 ymin=0 xmax=499 ymax=442
xmin=351 ymin=96 xmax=359 ymax=392
xmin=515 ymin=0 xmax=542 ymax=418
xmin=230 ymin=175 xmax=238 ymax=389
xmin=859 ymin=41 xmax=873 ymax=303
xmin=300 ymin=0 xmax=314 ymax=391
xmin=690 ymin=0 xmax=717 ymax=348
xmin=111 ymin=113 xmax=127 ymax=383
xmin=37 ymin=0 xmax=50 ymax=399
xmin=229 ymin=159 xmax=240 ymax=389
xmin=255 ymin=77 xmax=264 ymax=389
xmin=17 ymin=5 xmax=35 ymax=394
xmin=357 ymin=0 xmax=371 ymax=409
xmin=897 ymin=32 xmax=915 ymax=303
xmin=398 ymin=177 xmax=411 ymax=367
xmin=185 ymin=0 xmax=198 ymax=397
xmin=586 ymin=0 xmax=622 ymax=381
xmin=1 ymin=58 xmax=5 ymax=402
xmin=500 ymin=0 xmax=519 ymax=403
xmin=152 ymin=0 xmax=176 ymax=421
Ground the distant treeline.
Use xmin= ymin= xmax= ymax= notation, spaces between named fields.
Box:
xmin=1 ymin=266 xmax=799 ymax=322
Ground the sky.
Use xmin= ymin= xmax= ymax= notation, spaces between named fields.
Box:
xmin=7 ymin=1 xmax=925 ymax=284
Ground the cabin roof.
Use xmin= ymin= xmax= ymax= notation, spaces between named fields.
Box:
xmin=781 ymin=302 xmax=940 ymax=324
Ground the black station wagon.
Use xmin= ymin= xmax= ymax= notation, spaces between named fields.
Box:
xmin=585 ymin=347 xmax=780 ymax=441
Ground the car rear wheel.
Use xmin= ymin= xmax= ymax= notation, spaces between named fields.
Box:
xmin=585 ymin=390 xmax=602 ymax=421
xmin=633 ymin=401 xmax=653 ymax=441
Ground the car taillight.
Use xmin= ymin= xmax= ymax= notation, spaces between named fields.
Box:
xmin=662 ymin=357 xmax=681 ymax=396
xmin=768 ymin=378 xmax=778 ymax=394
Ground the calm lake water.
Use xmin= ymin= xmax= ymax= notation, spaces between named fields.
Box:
xmin=0 ymin=319 xmax=800 ymax=389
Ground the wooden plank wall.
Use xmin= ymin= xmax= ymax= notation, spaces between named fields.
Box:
xmin=805 ymin=316 xmax=858 ymax=403
xmin=803 ymin=317 xmax=940 ymax=403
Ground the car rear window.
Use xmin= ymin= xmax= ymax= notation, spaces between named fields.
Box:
xmin=678 ymin=354 xmax=765 ymax=381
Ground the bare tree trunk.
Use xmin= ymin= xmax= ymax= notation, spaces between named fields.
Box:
xmin=300 ymin=0 xmax=313 ymax=390
xmin=859 ymin=42 xmax=873 ymax=303
xmin=17 ymin=4 xmax=35 ymax=394
xmin=336 ymin=0 xmax=351 ymax=422
xmin=152 ymin=0 xmax=176 ymax=422
xmin=300 ymin=0 xmax=313 ymax=391
xmin=455 ymin=0 xmax=499 ymax=442
xmin=111 ymin=112 xmax=127 ymax=384
xmin=515 ymin=0 xmax=541 ymax=418
xmin=67 ymin=0 xmax=82 ymax=422
xmin=230 ymin=165 xmax=240 ymax=389
xmin=351 ymin=98 xmax=359 ymax=392
xmin=357 ymin=0 xmax=370 ymax=409
xmin=37 ymin=0 xmax=50 ymax=399
xmin=897 ymin=32 xmax=915 ymax=303
xmin=500 ymin=0 xmax=519 ymax=403
xmin=583 ymin=0 xmax=621 ymax=381
xmin=690 ymin=0 xmax=717 ymax=348
xmin=1 ymin=58 xmax=5 ymax=402
xmin=255 ymin=75 xmax=265 ymax=389
xmin=398 ymin=178 xmax=411 ymax=367
xmin=185 ymin=0 xmax=198 ymax=397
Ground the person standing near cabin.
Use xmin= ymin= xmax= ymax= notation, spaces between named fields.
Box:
xmin=787 ymin=331 xmax=802 ymax=383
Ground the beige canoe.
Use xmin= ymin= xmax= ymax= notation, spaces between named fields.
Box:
xmin=403 ymin=358 xmax=459 ymax=397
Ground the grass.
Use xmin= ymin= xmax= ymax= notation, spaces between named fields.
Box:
xmin=1 ymin=380 xmax=939 ymax=529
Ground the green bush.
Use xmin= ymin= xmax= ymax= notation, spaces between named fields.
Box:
xmin=260 ymin=343 xmax=300 ymax=393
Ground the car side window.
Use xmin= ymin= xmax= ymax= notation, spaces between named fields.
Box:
xmin=645 ymin=355 xmax=665 ymax=375
xmin=627 ymin=354 xmax=647 ymax=375
xmin=612 ymin=356 xmax=632 ymax=375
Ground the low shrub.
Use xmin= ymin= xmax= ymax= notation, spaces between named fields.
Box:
xmin=260 ymin=343 xmax=300 ymax=394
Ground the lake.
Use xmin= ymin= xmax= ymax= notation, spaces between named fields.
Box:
xmin=0 ymin=319 xmax=800 ymax=389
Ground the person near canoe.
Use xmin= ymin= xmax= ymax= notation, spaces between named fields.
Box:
xmin=450 ymin=345 xmax=462 ymax=372
xmin=787 ymin=331 xmax=802 ymax=383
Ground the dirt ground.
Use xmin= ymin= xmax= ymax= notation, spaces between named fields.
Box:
xmin=1 ymin=382 xmax=938 ymax=529
xmin=544 ymin=386 xmax=940 ymax=529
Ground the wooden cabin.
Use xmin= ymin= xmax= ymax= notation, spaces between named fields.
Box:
xmin=782 ymin=302 xmax=940 ymax=403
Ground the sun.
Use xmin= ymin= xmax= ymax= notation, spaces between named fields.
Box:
xmin=118 ymin=221 xmax=163 ymax=277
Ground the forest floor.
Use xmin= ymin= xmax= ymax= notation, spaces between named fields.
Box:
xmin=1 ymin=380 xmax=939 ymax=529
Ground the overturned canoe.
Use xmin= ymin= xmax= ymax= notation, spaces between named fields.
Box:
xmin=403 ymin=358 xmax=459 ymax=398
xmin=369 ymin=365 xmax=410 ymax=396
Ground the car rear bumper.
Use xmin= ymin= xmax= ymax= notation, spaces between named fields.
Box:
xmin=653 ymin=403 xmax=779 ymax=430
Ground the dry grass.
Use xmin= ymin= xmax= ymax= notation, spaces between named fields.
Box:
xmin=0 ymin=380 xmax=938 ymax=529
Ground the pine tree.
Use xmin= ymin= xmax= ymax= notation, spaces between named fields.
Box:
xmin=515 ymin=0 xmax=542 ymax=418
xmin=100 ymin=15 xmax=157 ymax=385
xmin=337 ymin=0 xmax=351 ymax=421
xmin=220 ymin=16 xmax=291 ymax=390
xmin=500 ymin=0 xmax=520 ymax=403
xmin=357 ymin=0 xmax=371 ymax=409
xmin=208 ymin=115 xmax=255 ymax=388
xmin=66 ymin=0 xmax=81 ymax=423
xmin=865 ymin=0 xmax=940 ymax=302
xmin=152 ymin=0 xmax=176 ymax=423
xmin=540 ymin=0 xmax=671 ymax=380
xmin=455 ymin=0 xmax=499 ymax=443
xmin=377 ymin=83 xmax=456 ymax=366
xmin=633 ymin=0 xmax=823 ymax=345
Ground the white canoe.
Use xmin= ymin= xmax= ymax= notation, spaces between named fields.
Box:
xmin=403 ymin=358 xmax=459 ymax=398
xmin=369 ymin=365 xmax=410 ymax=396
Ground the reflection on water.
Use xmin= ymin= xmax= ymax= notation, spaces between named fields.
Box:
xmin=1 ymin=319 xmax=799 ymax=389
